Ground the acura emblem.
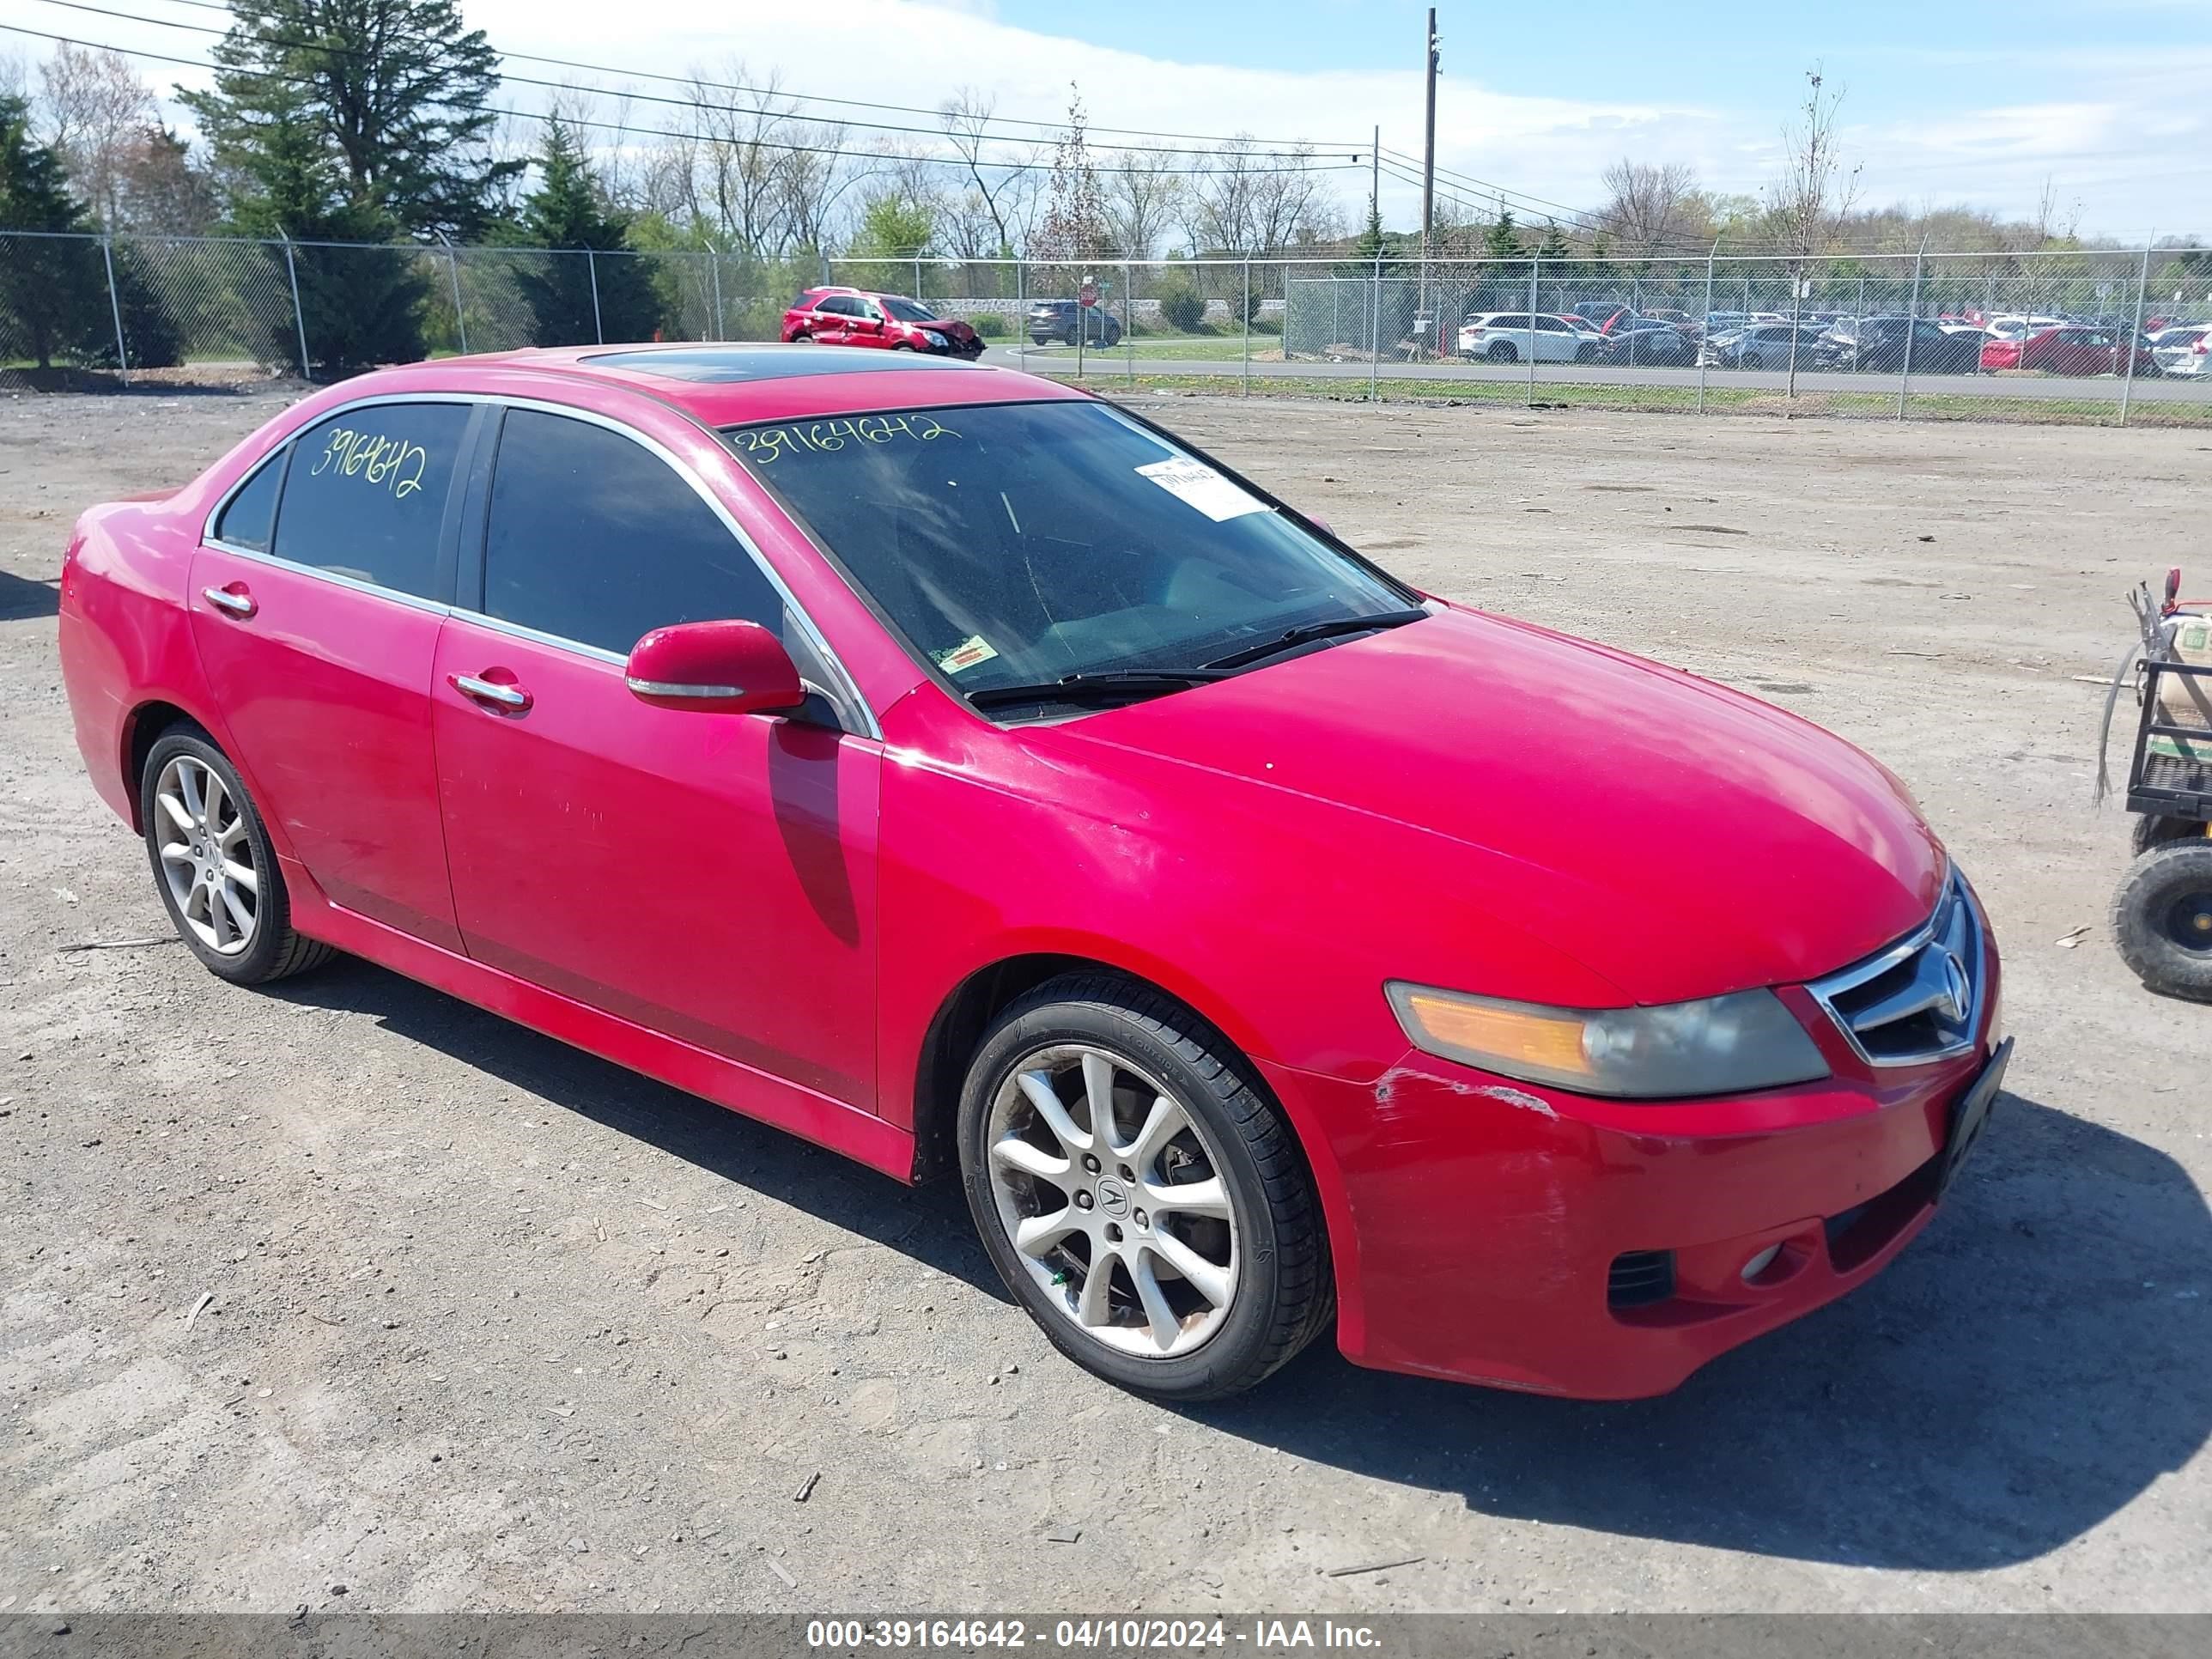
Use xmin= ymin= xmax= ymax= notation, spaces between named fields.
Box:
xmin=1937 ymin=950 xmax=1971 ymax=1024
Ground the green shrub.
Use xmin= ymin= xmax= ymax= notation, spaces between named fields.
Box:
xmin=965 ymin=312 xmax=1007 ymax=338
xmin=1156 ymin=281 xmax=1206 ymax=334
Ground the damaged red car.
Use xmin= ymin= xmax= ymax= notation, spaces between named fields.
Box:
xmin=57 ymin=344 xmax=2007 ymax=1402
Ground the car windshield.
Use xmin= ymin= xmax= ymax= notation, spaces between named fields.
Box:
xmin=726 ymin=400 xmax=1413 ymax=707
xmin=885 ymin=298 xmax=939 ymax=322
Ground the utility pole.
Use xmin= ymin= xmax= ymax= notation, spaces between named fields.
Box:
xmin=1421 ymin=9 xmax=1438 ymax=260
xmin=1419 ymin=8 xmax=1439 ymax=357
xmin=1370 ymin=125 xmax=1380 ymax=230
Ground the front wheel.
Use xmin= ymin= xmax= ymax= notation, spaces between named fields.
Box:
xmin=2112 ymin=840 xmax=2212 ymax=1001
xmin=141 ymin=727 xmax=333 ymax=985
xmin=958 ymin=975 xmax=1330 ymax=1401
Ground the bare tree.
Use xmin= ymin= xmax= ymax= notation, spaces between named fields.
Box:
xmin=1765 ymin=64 xmax=1862 ymax=262
xmin=939 ymin=89 xmax=1032 ymax=258
xmin=112 ymin=124 xmax=217 ymax=233
xmin=775 ymin=121 xmax=860 ymax=258
xmin=1186 ymin=137 xmax=1328 ymax=256
xmin=37 ymin=43 xmax=154 ymax=228
xmin=1599 ymin=159 xmax=1703 ymax=258
xmin=1104 ymin=149 xmax=1183 ymax=258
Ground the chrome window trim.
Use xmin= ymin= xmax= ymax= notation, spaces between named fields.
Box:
xmin=196 ymin=387 xmax=879 ymax=739
xmin=195 ymin=538 xmax=455 ymax=619
xmin=1806 ymin=866 xmax=1985 ymax=1069
xmin=476 ymin=397 xmax=881 ymax=740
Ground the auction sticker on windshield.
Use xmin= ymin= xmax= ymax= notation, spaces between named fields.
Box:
xmin=933 ymin=635 xmax=1000 ymax=674
xmin=1136 ymin=458 xmax=1268 ymax=523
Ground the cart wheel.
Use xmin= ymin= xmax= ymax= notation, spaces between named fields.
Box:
xmin=2111 ymin=840 xmax=2212 ymax=1002
xmin=2132 ymin=815 xmax=2209 ymax=858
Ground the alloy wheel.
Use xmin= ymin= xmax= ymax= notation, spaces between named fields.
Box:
xmin=154 ymin=755 xmax=258 ymax=956
xmin=983 ymin=1042 xmax=1240 ymax=1359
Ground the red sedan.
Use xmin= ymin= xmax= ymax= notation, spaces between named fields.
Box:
xmin=56 ymin=345 xmax=2007 ymax=1401
xmin=1983 ymin=325 xmax=2159 ymax=375
xmin=781 ymin=286 xmax=983 ymax=356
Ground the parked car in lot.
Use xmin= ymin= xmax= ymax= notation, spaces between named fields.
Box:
xmin=1595 ymin=321 xmax=1696 ymax=366
xmin=781 ymin=288 xmax=985 ymax=357
xmin=56 ymin=343 xmax=2008 ymax=1403
xmin=1983 ymin=325 xmax=2160 ymax=376
xmin=1025 ymin=298 xmax=1121 ymax=347
xmin=1701 ymin=323 xmax=1827 ymax=370
xmin=2151 ymin=325 xmax=2209 ymax=377
xmin=1814 ymin=316 xmax=1984 ymax=374
xmin=1458 ymin=312 xmax=1595 ymax=362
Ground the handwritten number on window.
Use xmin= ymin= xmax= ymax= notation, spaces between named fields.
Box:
xmin=310 ymin=425 xmax=432 ymax=501
xmin=732 ymin=412 xmax=960 ymax=466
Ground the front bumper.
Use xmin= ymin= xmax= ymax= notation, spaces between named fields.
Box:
xmin=1259 ymin=976 xmax=2004 ymax=1400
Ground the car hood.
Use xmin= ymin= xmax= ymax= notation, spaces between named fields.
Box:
xmin=1042 ymin=606 xmax=1945 ymax=1006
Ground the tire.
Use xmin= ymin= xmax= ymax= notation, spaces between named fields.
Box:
xmin=1576 ymin=343 xmax=1597 ymax=363
xmin=2132 ymin=815 xmax=2208 ymax=859
xmin=1063 ymin=328 xmax=1080 ymax=347
xmin=2112 ymin=840 xmax=2212 ymax=1001
xmin=790 ymin=332 xmax=812 ymax=343
xmin=140 ymin=726 xmax=334 ymax=986
xmin=957 ymin=973 xmax=1331 ymax=1401
xmin=891 ymin=342 xmax=914 ymax=351
xmin=1486 ymin=340 xmax=1518 ymax=364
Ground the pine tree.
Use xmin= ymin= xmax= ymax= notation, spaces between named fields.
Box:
xmin=180 ymin=0 xmax=519 ymax=240
xmin=1535 ymin=221 xmax=1571 ymax=262
xmin=223 ymin=99 xmax=428 ymax=376
xmin=1483 ymin=203 xmax=1524 ymax=262
xmin=514 ymin=118 xmax=662 ymax=345
xmin=0 ymin=92 xmax=104 ymax=369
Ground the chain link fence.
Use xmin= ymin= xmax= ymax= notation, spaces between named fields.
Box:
xmin=4 ymin=229 xmax=2207 ymax=427
xmin=834 ymin=250 xmax=2212 ymax=428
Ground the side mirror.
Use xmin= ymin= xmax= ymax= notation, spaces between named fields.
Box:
xmin=624 ymin=619 xmax=805 ymax=715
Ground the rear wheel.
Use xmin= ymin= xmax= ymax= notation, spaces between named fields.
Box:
xmin=2112 ymin=841 xmax=2212 ymax=1001
xmin=140 ymin=728 xmax=333 ymax=985
xmin=790 ymin=331 xmax=812 ymax=343
xmin=1486 ymin=340 xmax=1518 ymax=363
xmin=958 ymin=974 xmax=1330 ymax=1401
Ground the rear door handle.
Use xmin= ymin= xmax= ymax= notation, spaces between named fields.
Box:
xmin=450 ymin=672 xmax=532 ymax=713
xmin=202 ymin=585 xmax=256 ymax=619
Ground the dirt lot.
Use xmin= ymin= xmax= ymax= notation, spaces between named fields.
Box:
xmin=1 ymin=387 xmax=2207 ymax=1617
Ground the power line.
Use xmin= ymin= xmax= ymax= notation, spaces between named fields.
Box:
xmin=30 ymin=0 xmax=1361 ymax=163
xmin=104 ymin=0 xmax=1370 ymax=152
xmin=0 ymin=21 xmax=1368 ymax=179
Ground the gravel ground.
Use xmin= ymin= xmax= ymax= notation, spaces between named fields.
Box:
xmin=0 ymin=386 xmax=2207 ymax=1617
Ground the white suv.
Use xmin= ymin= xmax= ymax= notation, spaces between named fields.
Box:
xmin=1458 ymin=313 xmax=1592 ymax=363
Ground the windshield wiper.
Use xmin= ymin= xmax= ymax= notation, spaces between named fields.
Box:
xmin=1200 ymin=607 xmax=1431 ymax=672
xmin=965 ymin=669 xmax=1231 ymax=711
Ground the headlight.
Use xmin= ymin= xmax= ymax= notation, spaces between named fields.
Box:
xmin=922 ymin=329 xmax=948 ymax=348
xmin=1384 ymin=981 xmax=1831 ymax=1099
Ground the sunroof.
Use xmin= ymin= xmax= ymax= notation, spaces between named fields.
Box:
xmin=582 ymin=346 xmax=988 ymax=383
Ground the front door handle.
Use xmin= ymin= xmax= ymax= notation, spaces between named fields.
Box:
xmin=450 ymin=672 xmax=532 ymax=713
xmin=202 ymin=584 xmax=257 ymax=619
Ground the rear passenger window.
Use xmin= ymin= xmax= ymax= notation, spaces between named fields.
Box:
xmin=274 ymin=404 xmax=470 ymax=599
xmin=214 ymin=450 xmax=285 ymax=552
xmin=481 ymin=409 xmax=783 ymax=657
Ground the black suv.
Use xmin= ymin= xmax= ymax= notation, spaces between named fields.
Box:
xmin=1026 ymin=299 xmax=1123 ymax=347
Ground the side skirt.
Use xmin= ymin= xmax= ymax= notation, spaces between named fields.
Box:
xmin=283 ymin=858 xmax=915 ymax=1181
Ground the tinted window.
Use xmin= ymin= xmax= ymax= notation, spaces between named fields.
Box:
xmin=793 ymin=290 xmax=823 ymax=309
xmin=215 ymin=449 xmax=285 ymax=553
xmin=482 ymin=410 xmax=783 ymax=657
xmin=817 ymin=296 xmax=856 ymax=317
xmin=274 ymin=404 xmax=469 ymax=598
xmin=884 ymin=298 xmax=938 ymax=322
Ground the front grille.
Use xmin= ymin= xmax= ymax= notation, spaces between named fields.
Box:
xmin=1607 ymin=1249 xmax=1676 ymax=1310
xmin=1808 ymin=872 xmax=1984 ymax=1067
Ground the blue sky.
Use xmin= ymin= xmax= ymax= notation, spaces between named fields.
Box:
xmin=20 ymin=0 xmax=2206 ymax=240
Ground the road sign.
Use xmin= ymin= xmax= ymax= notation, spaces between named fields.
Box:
xmin=1079 ymin=281 xmax=1098 ymax=307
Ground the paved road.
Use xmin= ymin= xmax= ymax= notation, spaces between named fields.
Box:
xmin=987 ymin=346 xmax=2212 ymax=404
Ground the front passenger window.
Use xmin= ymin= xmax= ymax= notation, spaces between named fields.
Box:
xmin=274 ymin=403 xmax=471 ymax=599
xmin=481 ymin=409 xmax=785 ymax=658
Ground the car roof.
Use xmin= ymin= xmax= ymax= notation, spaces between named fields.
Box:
xmin=338 ymin=343 xmax=1084 ymax=426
